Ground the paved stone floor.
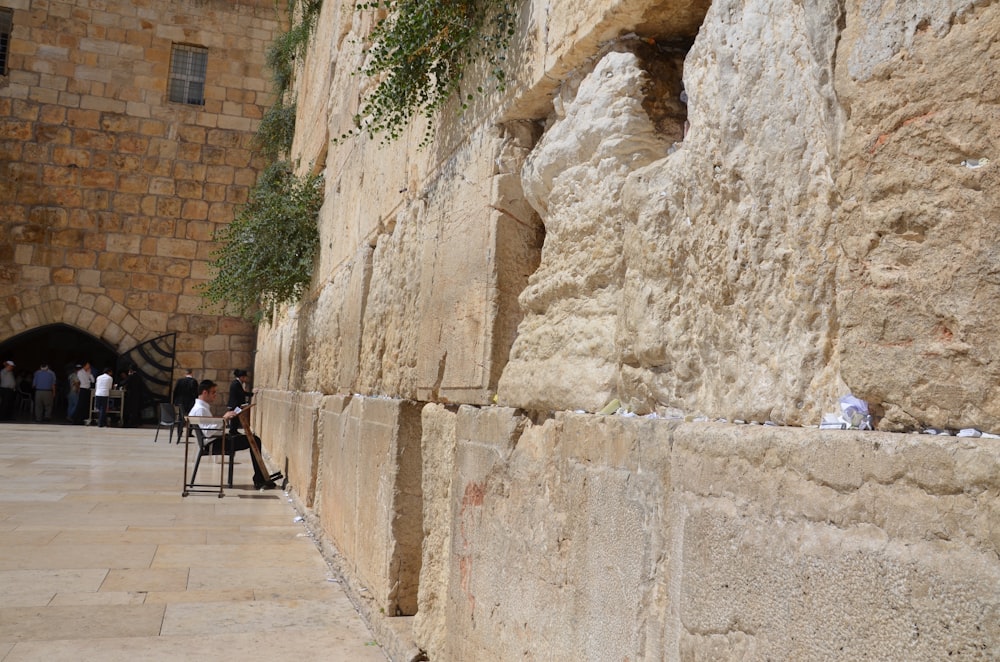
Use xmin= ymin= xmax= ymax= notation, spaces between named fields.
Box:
xmin=0 ymin=423 xmax=388 ymax=661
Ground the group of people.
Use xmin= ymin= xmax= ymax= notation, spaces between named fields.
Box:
xmin=0 ymin=360 xmax=88 ymax=423
xmin=74 ymin=362 xmax=146 ymax=427
xmin=0 ymin=359 xmax=148 ymax=426
xmin=175 ymin=368 xmax=276 ymax=490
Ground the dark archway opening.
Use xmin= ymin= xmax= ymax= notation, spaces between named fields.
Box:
xmin=0 ymin=324 xmax=118 ymax=422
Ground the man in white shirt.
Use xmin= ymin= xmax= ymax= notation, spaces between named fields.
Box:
xmin=0 ymin=360 xmax=16 ymax=420
xmin=188 ymin=380 xmax=275 ymax=490
xmin=74 ymin=362 xmax=94 ymax=425
xmin=94 ymin=367 xmax=114 ymax=428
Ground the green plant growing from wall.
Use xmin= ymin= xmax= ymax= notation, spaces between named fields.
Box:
xmin=200 ymin=161 xmax=324 ymax=323
xmin=345 ymin=0 xmax=518 ymax=144
xmin=201 ymin=0 xmax=324 ymax=323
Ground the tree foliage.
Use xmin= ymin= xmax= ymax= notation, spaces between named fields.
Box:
xmin=200 ymin=0 xmax=325 ymax=323
xmin=199 ymin=162 xmax=324 ymax=324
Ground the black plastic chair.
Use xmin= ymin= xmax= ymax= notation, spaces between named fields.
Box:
xmin=15 ymin=387 xmax=33 ymax=419
xmin=154 ymin=403 xmax=177 ymax=443
xmin=190 ymin=426 xmax=236 ymax=488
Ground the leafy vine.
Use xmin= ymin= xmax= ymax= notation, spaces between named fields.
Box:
xmin=200 ymin=0 xmax=325 ymax=323
xmin=199 ymin=162 xmax=324 ymax=324
xmin=345 ymin=0 xmax=518 ymax=144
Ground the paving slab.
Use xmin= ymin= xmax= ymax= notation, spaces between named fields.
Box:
xmin=0 ymin=423 xmax=388 ymax=661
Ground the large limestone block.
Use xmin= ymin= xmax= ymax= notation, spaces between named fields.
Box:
xmin=413 ymin=403 xmax=458 ymax=661
xmin=444 ymin=407 xmax=672 ymax=661
xmin=252 ymin=389 xmax=322 ymax=505
xmin=357 ymin=126 xmax=541 ymax=404
xmin=619 ymin=0 xmax=845 ymax=424
xmin=315 ymin=395 xmax=423 ymax=615
xmin=414 ymin=126 xmax=542 ymax=404
xmin=253 ymin=317 xmax=297 ymax=391
xmin=356 ymin=202 xmax=425 ymax=398
xmin=671 ymin=423 xmax=1000 ymax=659
xmin=499 ymin=51 xmax=672 ymax=412
xmin=301 ymin=244 xmax=372 ymax=394
xmin=835 ymin=1 xmax=1000 ymax=430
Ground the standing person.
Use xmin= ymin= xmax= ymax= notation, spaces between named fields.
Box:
xmin=227 ymin=369 xmax=251 ymax=410
xmin=227 ymin=369 xmax=251 ymax=435
xmin=189 ymin=380 xmax=275 ymax=490
xmin=122 ymin=367 xmax=145 ymax=428
xmin=32 ymin=363 xmax=58 ymax=423
xmin=66 ymin=365 xmax=81 ymax=423
xmin=74 ymin=361 xmax=93 ymax=425
xmin=94 ymin=367 xmax=115 ymax=428
xmin=172 ymin=368 xmax=199 ymax=437
xmin=0 ymin=360 xmax=15 ymax=421
xmin=172 ymin=369 xmax=199 ymax=416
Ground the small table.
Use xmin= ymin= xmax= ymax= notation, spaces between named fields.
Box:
xmin=181 ymin=416 xmax=227 ymax=498
xmin=88 ymin=389 xmax=125 ymax=426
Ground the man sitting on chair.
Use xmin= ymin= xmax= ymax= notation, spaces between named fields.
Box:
xmin=188 ymin=380 xmax=276 ymax=490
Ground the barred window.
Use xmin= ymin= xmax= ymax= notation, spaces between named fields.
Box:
xmin=168 ymin=44 xmax=207 ymax=105
xmin=0 ymin=8 xmax=12 ymax=77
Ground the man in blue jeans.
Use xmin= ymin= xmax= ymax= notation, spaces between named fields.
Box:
xmin=94 ymin=366 xmax=115 ymax=427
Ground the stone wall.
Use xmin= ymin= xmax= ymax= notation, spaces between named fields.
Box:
xmin=0 ymin=0 xmax=281 ymax=383
xmin=250 ymin=0 xmax=1000 ymax=658
xmin=418 ymin=409 xmax=1000 ymax=661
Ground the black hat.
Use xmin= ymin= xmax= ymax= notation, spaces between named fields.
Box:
xmin=234 ymin=369 xmax=247 ymax=378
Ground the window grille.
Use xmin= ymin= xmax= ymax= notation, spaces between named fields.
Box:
xmin=168 ymin=44 xmax=207 ymax=105
xmin=0 ymin=9 xmax=12 ymax=77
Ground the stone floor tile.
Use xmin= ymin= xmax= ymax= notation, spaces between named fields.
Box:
xmin=53 ymin=527 xmax=209 ymax=545
xmin=0 ymin=604 xmax=166 ymax=642
xmin=100 ymin=567 xmax=190 ymax=593
xmin=0 ymin=542 xmax=158 ymax=570
xmin=3 ymin=568 xmax=108 ymax=607
xmin=186 ymin=563 xmax=332 ymax=592
xmin=142 ymin=587 xmax=256 ymax=604
xmin=161 ymin=597 xmax=365 ymax=636
xmin=1 ymin=629 xmax=388 ymax=662
xmin=48 ymin=590 xmax=149 ymax=606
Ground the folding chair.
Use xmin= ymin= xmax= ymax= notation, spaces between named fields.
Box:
xmin=178 ymin=416 xmax=236 ymax=499
xmin=189 ymin=426 xmax=236 ymax=488
xmin=154 ymin=403 xmax=177 ymax=443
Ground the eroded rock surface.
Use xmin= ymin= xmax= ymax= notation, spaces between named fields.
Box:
xmin=836 ymin=0 xmax=1000 ymax=430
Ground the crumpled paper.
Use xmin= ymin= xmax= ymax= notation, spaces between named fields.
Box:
xmin=820 ymin=395 xmax=873 ymax=430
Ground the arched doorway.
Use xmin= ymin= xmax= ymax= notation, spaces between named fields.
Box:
xmin=0 ymin=324 xmax=118 ymax=421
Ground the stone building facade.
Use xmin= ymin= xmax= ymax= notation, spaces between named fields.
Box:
xmin=0 ymin=0 xmax=283 ymax=401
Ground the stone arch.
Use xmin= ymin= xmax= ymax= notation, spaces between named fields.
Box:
xmin=0 ymin=285 xmax=146 ymax=353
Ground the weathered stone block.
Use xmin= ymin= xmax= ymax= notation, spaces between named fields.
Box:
xmin=834 ymin=1 xmax=1000 ymax=431
xmin=443 ymin=407 xmax=670 ymax=660
xmin=670 ymin=423 xmax=1000 ymax=660
xmin=251 ymin=389 xmax=322 ymax=502
xmin=311 ymin=394 xmax=424 ymax=616
xmin=413 ymin=403 xmax=458 ymax=660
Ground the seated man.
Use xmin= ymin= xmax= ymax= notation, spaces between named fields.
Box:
xmin=188 ymin=379 xmax=276 ymax=490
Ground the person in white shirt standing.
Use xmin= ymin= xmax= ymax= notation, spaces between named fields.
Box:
xmin=0 ymin=360 xmax=16 ymax=421
xmin=74 ymin=361 xmax=94 ymax=425
xmin=94 ymin=367 xmax=114 ymax=428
